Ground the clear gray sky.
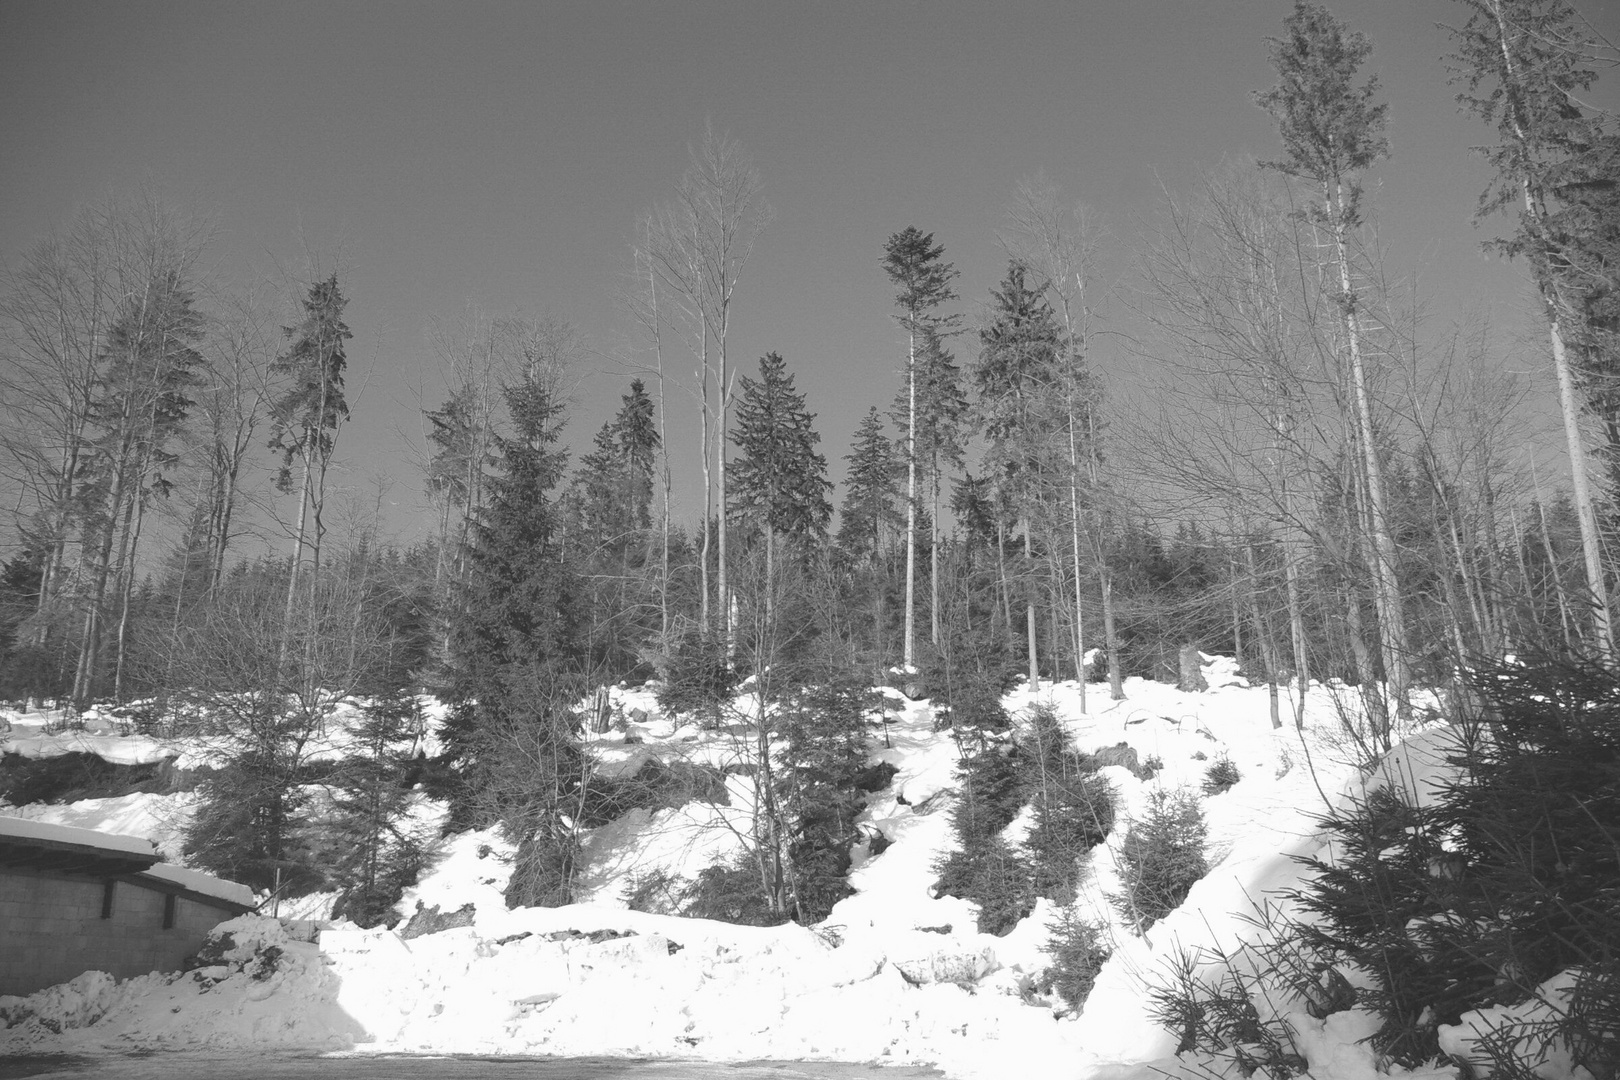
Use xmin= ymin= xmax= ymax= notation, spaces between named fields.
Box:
xmin=3 ymin=0 xmax=1617 ymax=545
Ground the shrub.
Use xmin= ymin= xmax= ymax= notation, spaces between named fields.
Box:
xmin=504 ymin=830 xmax=578 ymax=909
xmin=681 ymin=856 xmax=786 ymax=927
xmin=653 ymin=630 xmax=737 ymax=726
xmin=622 ymin=868 xmax=688 ymax=914
xmin=1147 ymin=942 xmax=1307 ymax=1077
xmin=1025 ymin=770 xmax=1115 ymax=905
xmin=934 ymin=836 xmax=1035 ymax=935
xmin=1042 ymin=909 xmax=1111 ymax=1011
xmin=0 ymin=751 xmax=179 ymax=806
xmin=1201 ymin=755 xmax=1242 ymax=795
xmin=1114 ymin=788 xmax=1208 ymax=934
xmin=1286 ymin=785 xmax=1484 ymax=1064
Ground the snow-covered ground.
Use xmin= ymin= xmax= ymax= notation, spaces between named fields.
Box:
xmin=0 ymin=660 xmax=1520 ymax=1079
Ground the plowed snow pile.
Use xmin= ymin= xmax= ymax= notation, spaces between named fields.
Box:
xmin=4 ymin=661 xmax=1528 ymax=1080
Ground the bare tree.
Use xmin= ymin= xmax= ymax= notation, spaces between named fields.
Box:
xmin=644 ymin=124 xmax=770 ymax=642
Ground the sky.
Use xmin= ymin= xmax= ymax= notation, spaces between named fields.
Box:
xmin=3 ymin=0 xmax=1618 ymax=549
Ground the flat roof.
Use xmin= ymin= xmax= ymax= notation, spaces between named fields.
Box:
xmin=0 ymin=816 xmax=258 ymax=911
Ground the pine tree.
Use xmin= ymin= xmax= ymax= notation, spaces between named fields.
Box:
xmin=881 ymin=228 xmax=960 ymax=672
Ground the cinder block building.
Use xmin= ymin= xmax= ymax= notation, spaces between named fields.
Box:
xmin=0 ymin=817 xmax=255 ymax=998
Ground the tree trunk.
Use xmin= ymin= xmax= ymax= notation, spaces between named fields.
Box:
xmin=698 ymin=320 xmax=712 ymax=632
xmin=1069 ymin=415 xmax=1087 ymax=712
xmin=930 ymin=467 xmax=942 ymax=651
xmin=1550 ymin=315 xmax=1614 ymax=659
xmin=903 ymin=326 xmax=917 ymax=672
xmin=111 ymin=489 xmax=148 ymax=702
xmin=1243 ymin=543 xmax=1282 ymax=729
xmin=1327 ymin=183 xmax=1410 ymax=720
xmin=1023 ymin=516 xmax=1038 ymax=692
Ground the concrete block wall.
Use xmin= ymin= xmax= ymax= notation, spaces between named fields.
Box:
xmin=0 ymin=868 xmax=234 ymax=997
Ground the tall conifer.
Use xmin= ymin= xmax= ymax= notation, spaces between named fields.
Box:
xmin=881 ymin=228 xmax=960 ymax=672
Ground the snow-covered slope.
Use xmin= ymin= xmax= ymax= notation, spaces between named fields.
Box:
xmin=2 ymin=661 xmax=1506 ymax=1080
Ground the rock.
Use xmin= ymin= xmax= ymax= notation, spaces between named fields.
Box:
xmin=1177 ymin=643 xmax=1208 ymax=692
xmin=399 ymin=901 xmax=476 ymax=940
xmin=892 ymin=944 xmax=998 ymax=987
xmin=855 ymin=760 xmax=899 ymax=793
xmin=1088 ymin=741 xmax=1141 ymax=776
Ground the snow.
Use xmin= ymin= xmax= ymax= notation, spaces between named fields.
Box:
xmin=0 ymin=658 xmax=1551 ymax=1080
xmin=140 ymin=863 xmax=255 ymax=908
xmin=0 ymin=814 xmax=159 ymax=859
xmin=2 ymin=792 xmax=196 ymax=861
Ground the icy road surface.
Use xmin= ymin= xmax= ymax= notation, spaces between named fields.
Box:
xmin=0 ymin=1054 xmax=944 ymax=1080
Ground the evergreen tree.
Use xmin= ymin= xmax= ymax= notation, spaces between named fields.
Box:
xmin=324 ymin=689 xmax=430 ymax=928
xmin=729 ymin=351 xmax=832 ymax=635
xmin=268 ymin=275 xmax=353 ymax=652
xmin=838 ymin=406 xmax=900 ymax=563
xmin=839 ymin=407 xmax=902 ymax=671
xmin=613 ymin=378 xmax=660 ymax=533
xmin=881 ymin=228 xmax=960 ymax=671
xmin=774 ymin=673 xmax=876 ymax=923
xmin=891 ymin=326 xmax=970 ymax=655
xmin=973 ymin=260 xmax=1068 ymax=688
xmin=444 ymin=360 xmax=591 ymax=905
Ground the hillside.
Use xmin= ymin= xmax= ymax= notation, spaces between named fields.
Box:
xmin=0 ymin=658 xmax=1605 ymax=1080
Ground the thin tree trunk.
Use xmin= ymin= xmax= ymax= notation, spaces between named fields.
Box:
xmin=930 ymin=467 xmax=942 ymax=651
xmin=111 ymin=489 xmax=147 ymax=702
xmin=1244 ymin=542 xmax=1282 ymax=729
xmin=1024 ymin=516 xmax=1039 ymax=692
xmin=281 ymin=448 xmax=313 ymax=663
xmin=903 ymin=325 xmax=917 ymax=671
xmin=698 ymin=320 xmax=712 ymax=632
xmin=995 ymin=519 xmax=1013 ymax=641
xmin=1327 ymin=182 xmax=1410 ymax=721
xmin=1069 ymin=415 xmax=1087 ymax=711
xmin=718 ymin=316 xmax=731 ymax=649
xmin=1530 ymin=467 xmax=1576 ymax=648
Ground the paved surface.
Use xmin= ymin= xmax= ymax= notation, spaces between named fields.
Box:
xmin=0 ymin=1053 xmax=946 ymax=1079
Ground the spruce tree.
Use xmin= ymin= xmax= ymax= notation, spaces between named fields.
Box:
xmin=268 ymin=275 xmax=353 ymax=655
xmin=973 ymin=260 xmax=1067 ymax=688
xmin=444 ymin=362 xmax=590 ymax=905
xmin=838 ymin=406 xmax=900 ymax=564
xmin=881 ymin=228 xmax=960 ymax=672
xmin=729 ymin=351 xmax=833 ymax=613
xmin=325 ymin=689 xmax=430 ymax=928
xmin=891 ymin=326 xmax=970 ymax=655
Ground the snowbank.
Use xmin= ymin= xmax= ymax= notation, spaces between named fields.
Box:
xmin=0 ymin=659 xmax=1497 ymax=1079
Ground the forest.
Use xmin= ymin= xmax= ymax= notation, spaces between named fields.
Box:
xmin=0 ymin=0 xmax=1617 ymax=1010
